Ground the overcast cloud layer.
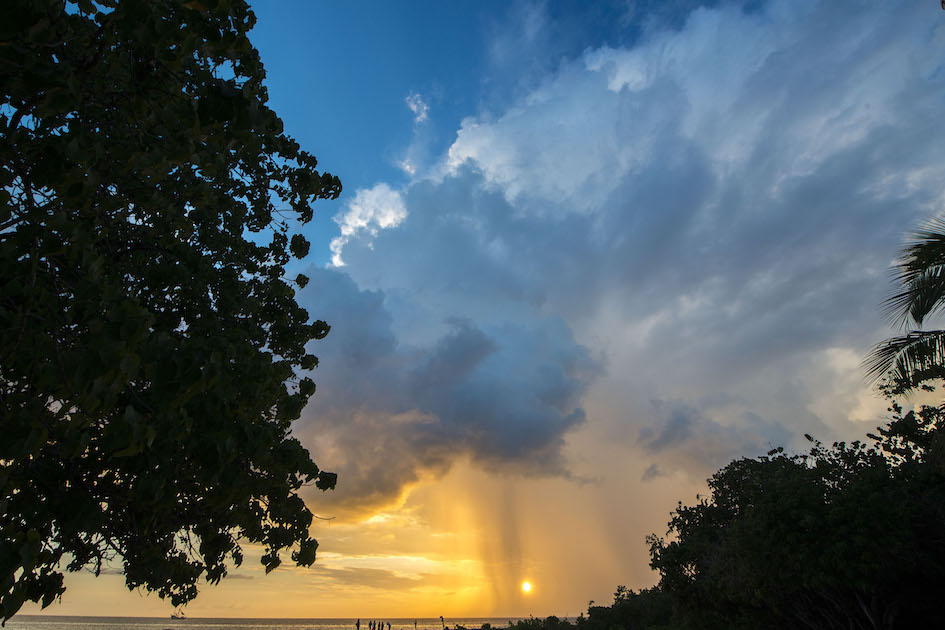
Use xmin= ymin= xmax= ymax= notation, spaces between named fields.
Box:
xmin=297 ymin=0 xmax=945 ymax=517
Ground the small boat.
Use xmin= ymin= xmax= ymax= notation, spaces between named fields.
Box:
xmin=170 ymin=609 xmax=186 ymax=620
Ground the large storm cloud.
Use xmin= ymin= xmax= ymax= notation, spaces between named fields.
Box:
xmin=295 ymin=0 xmax=945 ymax=517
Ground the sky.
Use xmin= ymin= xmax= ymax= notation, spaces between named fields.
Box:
xmin=24 ymin=0 xmax=945 ymax=621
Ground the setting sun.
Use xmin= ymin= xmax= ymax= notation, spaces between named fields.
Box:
xmin=522 ymin=582 xmax=532 ymax=593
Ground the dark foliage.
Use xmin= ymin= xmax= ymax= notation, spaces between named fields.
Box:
xmin=535 ymin=404 xmax=945 ymax=630
xmin=584 ymin=587 xmax=674 ymax=630
xmin=1 ymin=0 xmax=339 ymax=620
xmin=506 ymin=616 xmax=576 ymax=630
xmin=645 ymin=405 xmax=945 ymax=630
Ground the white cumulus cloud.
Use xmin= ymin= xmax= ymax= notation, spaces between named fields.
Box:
xmin=329 ymin=183 xmax=407 ymax=267
xmin=405 ymin=92 xmax=429 ymax=124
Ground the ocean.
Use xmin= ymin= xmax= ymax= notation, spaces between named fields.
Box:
xmin=5 ymin=618 xmax=530 ymax=630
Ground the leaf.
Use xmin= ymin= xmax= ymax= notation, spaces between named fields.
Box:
xmin=315 ymin=471 xmax=337 ymax=491
xmin=298 ymin=377 xmax=315 ymax=397
xmin=311 ymin=320 xmax=330 ymax=340
xmin=293 ymin=539 xmax=318 ymax=566
xmin=289 ymin=234 xmax=310 ymax=259
xmin=261 ymin=554 xmax=281 ymax=574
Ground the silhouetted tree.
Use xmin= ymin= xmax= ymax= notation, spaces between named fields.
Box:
xmin=581 ymin=586 xmax=673 ymax=630
xmin=1 ymin=0 xmax=339 ymax=620
xmin=647 ymin=409 xmax=945 ymax=630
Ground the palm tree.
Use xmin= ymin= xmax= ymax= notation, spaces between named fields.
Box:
xmin=865 ymin=216 xmax=945 ymax=394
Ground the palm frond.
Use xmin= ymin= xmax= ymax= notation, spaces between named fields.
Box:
xmin=882 ymin=264 xmax=945 ymax=328
xmin=864 ymin=330 xmax=945 ymax=391
xmin=895 ymin=216 xmax=945 ymax=279
xmin=880 ymin=216 xmax=945 ymax=328
xmin=892 ymin=216 xmax=945 ymax=271
xmin=885 ymin=217 xmax=945 ymax=328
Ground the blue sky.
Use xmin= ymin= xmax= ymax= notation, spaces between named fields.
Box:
xmin=32 ymin=0 xmax=945 ymax=619
xmin=251 ymin=1 xmax=490 ymax=260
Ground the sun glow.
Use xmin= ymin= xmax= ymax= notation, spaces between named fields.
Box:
xmin=522 ymin=581 xmax=532 ymax=593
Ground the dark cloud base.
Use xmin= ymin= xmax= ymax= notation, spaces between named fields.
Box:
xmin=296 ymin=267 xmax=598 ymax=517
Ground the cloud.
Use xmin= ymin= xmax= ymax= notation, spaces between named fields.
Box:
xmin=222 ymin=573 xmax=255 ymax=580
xmin=405 ymin=92 xmax=429 ymax=124
xmin=329 ymin=184 xmax=407 ymax=267
xmin=398 ymin=159 xmax=416 ymax=176
xmin=310 ymin=565 xmax=423 ymax=591
xmin=641 ymin=463 xmax=664 ymax=481
xmin=296 ymin=268 xmax=598 ymax=518
xmin=638 ymin=400 xmax=791 ymax=475
xmin=305 ymin=0 xmax=945 ymax=519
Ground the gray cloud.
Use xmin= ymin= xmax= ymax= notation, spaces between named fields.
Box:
xmin=641 ymin=463 xmax=664 ymax=482
xmin=222 ymin=573 xmax=255 ymax=580
xmin=308 ymin=566 xmax=423 ymax=591
xmin=638 ymin=400 xmax=792 ymax=475
xmin=295 ymin=267 xmax=598 ymax=517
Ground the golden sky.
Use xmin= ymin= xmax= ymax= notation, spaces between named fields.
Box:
xmin=23 ymin=449 xmax=701 ymax=618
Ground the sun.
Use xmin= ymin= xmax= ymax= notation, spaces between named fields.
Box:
xmin=522 ymin=581 xmax=532 ymax=593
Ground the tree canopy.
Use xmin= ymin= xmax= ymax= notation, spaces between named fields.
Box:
xmin=1 ymin=0 xmax=339 ymax=620
xmin=643 ymin=405 xmax=945 ymax=630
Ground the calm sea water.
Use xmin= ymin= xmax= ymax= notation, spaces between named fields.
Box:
xmin=6 ymin=618 xmax=530 ymax=630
